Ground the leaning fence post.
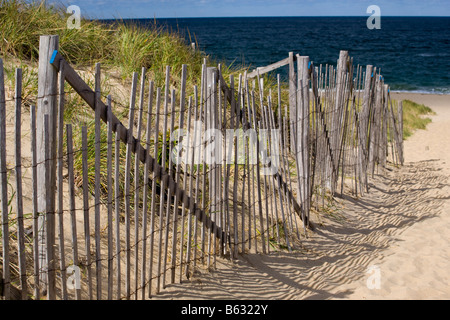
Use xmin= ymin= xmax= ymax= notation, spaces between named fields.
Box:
xmin=288 ymin=52 xmax=297 ymax=154
xmin=36 ymin=35 xmax=59 ymax=296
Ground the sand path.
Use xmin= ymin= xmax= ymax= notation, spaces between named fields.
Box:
xmin=156 ymin=93 xmax=450 ymax=300
xmin=344 ymin=93 xmax=450 ymax=299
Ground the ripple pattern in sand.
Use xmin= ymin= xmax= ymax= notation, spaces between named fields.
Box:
xmin=155 ymin=160 xmax=448 ymax=300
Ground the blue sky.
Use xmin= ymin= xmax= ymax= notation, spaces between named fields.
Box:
xmin=57 ymin=0 xmax=450 ymax=19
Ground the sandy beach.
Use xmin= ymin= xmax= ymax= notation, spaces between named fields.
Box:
xmin=156 ymin=92 xmax=450 ymax=300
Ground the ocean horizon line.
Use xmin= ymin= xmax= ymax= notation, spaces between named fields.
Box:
xmin=97 ymin=16 xmax=450 ymax=21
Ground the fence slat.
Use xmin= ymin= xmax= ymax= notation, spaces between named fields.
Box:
xmin=240 ymin=75 xmax=248 ymax=254
xmin=81 ymin=126 xmax=93 ymax=300
xmin=267 ymin=104 xmax=284 ymax=244
xmin=162 ymin=88 xmax=176 ymax=288
xmin=14 ymin=68 xmax=28 ymax=300
xmin=192 ymin=85 xmax=202 ymax=268
xmin=206 ymin=67 xmax=219 ymax=266
xmin=218 ymin=67 xmax=225 ymax=257
xmin=200 ymin=63 xmax=208 ymax=264
xmin=398 ymin=101 xmax=404 ymax=165
xmin=157 ymin=67 xmax=170 ymax=294
xmin=255 ymin=72 xmax=267 ymax=254
xmin=261 ymin=104 xmax=272 ymax=251
xmin=179 ymin=95 xmax=191 ymax=283
xmin=114 ymin=125 xmax=121 ymax=300
xmin=134 ymin=67 xmax=146 ymax=299
xmin=44 ymin=114 xmax=56 ymax=300
xmin=279 ymin=112 xmax=301 ymax=241
xmin=30 ymin=104 xmax=40 ymax=300
xmin=289 ymin=52 xmax=297 ymax=154
xmin=56 ymin=60 xmax=67 ymax=300
xmin=148 ymin=87 xmax=162 ymax=298
xmin=66 ymin=124 xmax=81 ymax=300
xmin=93 ymin=63 xmax=103 ymax=299
xmin=185 ymin=91 xmax=199 ymax=278
xmin=250 ymin=90 xmax=259 ymax=252
xmin=212 ymin=70 xmax=220 ymax=268
xmin=359 ymin=65 xmax=374 ymax=193
xmin=388 ymin=95 xmax=401 ymax=167
xmin=141 ymin=80 xmax=154 ymax=299
xmin=124 ymin=72 xmax=138 ymax=300
xmin=0 ymin=58 xmax=11 ymax=300
xmin=244 ymin=80 xmax=255 ymax=251
xmin=171 ymin=64 xmax=187 ymax=283
xmin=106 ymin=96 xmax=114 ymax=300
xmin=232 ymin=81 xmax=239 ymax=257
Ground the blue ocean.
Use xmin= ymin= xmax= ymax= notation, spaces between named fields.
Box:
xmin=122 ymin=17 xmax=450 ymax=94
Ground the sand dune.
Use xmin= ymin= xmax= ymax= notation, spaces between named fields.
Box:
xmin=157 ymin=92 xmax=450 ymax=300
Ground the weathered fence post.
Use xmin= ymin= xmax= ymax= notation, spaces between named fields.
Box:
xmin=296 ymin=55 xmax=311 ymax=229
xmin=206 ymin=67 xmax=221 ymax=231
xmin=359 ymin=65 xmax=374 ymax=193
xmin=289 ymin=52 xmax=297 ymax=154
xmin=332 ymin=50 xmax=349 ymax=194
xmin=369 ymin=77 xmax=383 ymax=176
xmin=36 ymin=35 xmax=59 ymax=298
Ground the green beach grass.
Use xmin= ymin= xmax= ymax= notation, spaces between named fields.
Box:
xmin=401 ymin=99 xmax=435 ymax=139
xmin=0 ymin=0 xmax=241 ymax=199
xmin=0 ymin=0 xmax=207 ymax=83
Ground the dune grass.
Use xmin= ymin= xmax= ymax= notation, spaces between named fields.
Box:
xmin=0 ymin=0 xmax=211 ymax=86
xmin=0 ymin=0 xmax=111 ymax=64
xmin=401 ymin=99 xmax=435 ymax=139
xmin=0 ymin=0 xmax=253 ymax=208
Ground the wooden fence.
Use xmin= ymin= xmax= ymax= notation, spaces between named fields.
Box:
xmin=0 ymin=35 xmax=403 ymax=300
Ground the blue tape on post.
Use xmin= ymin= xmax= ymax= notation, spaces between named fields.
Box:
xmin=50 ymin=50 xmax=58 ymax=64
xmin=308 ymin=61 xmax=311 ymax=69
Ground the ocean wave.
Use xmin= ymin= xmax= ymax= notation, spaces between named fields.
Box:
xmin=389 ymin=84 xmax=450 ymax=95
xmin=417 ymin=53 xmax=450 ymax=58
xmin=352 ymin=88 xmax=450 ymax=95
xmin=390 ymin=89 xmax=450 ymax=95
